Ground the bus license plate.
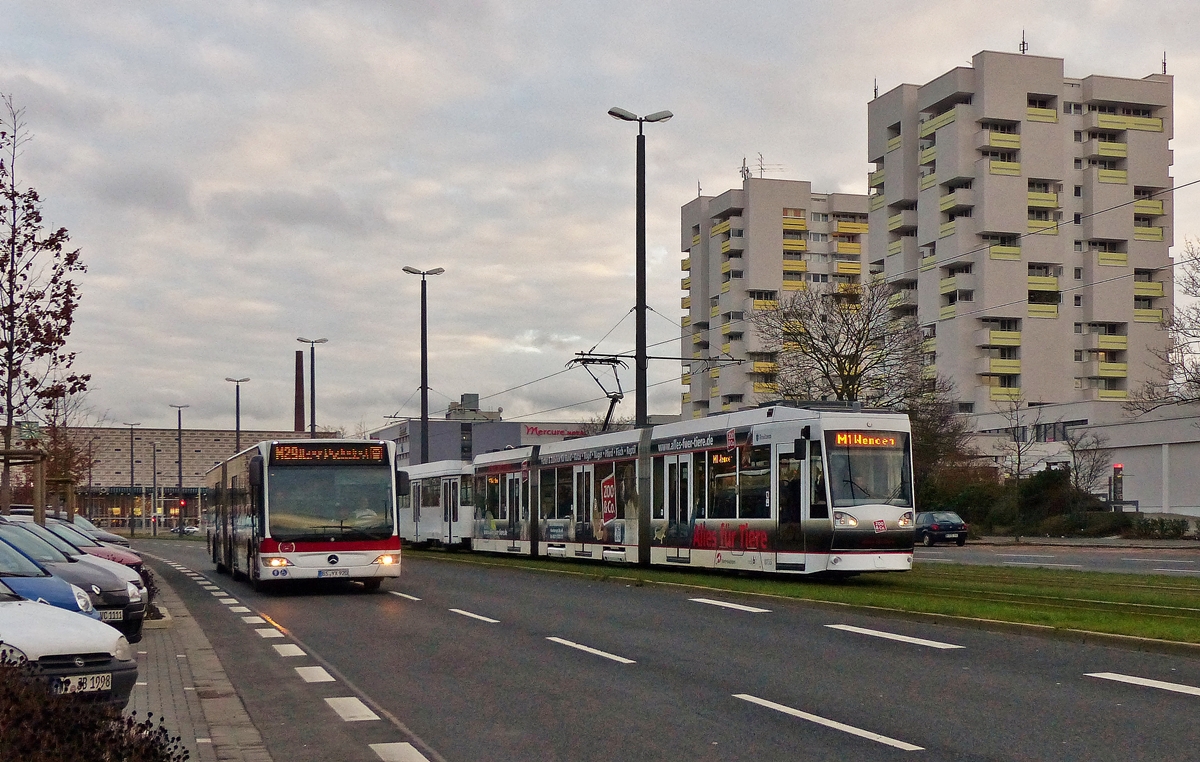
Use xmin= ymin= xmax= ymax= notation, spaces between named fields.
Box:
xmin=101 ymin=609 xmax=124 ymax=621
xmin=54 ymin=673 xmax=112 ymax=694
xmin=318 ymin=569 xmax=349 ymax=578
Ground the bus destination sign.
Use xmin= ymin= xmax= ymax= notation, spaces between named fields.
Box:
xmin=270 ymin=443 xmax=387 ymax=464
xmin=831 ymin=431 xmax=900 ymax=448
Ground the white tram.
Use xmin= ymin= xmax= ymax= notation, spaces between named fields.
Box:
xmin=397 ymin=404 xmax=916 ymax=575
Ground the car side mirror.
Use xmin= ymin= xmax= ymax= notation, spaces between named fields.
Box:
xmin=248 ymin=456 xmax=263 ymax=488
xmin=396 ymin=470 xmax=410 ymax=497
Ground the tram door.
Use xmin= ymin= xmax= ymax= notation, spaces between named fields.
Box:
xmin=502 ymin=473 xmax=522 ymax=539
xmin=441 ymin=477 xmax=460 ymax=545
xmin=663 ymin=454 xmax=692 ymax=560
xmin=573 ymin=465 xmax=594 ymax=541
xmin=776 ymin=443 xmax=806 ymax=553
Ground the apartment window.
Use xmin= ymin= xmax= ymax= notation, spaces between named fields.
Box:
xmin=1074 ymin=323 xmax=1083 ymax=333
xmin=1074 ymin=213 xmax=1082 ymax=225
xmin=809 ymin=232 xmax=828 ymax=242
xmin=1074 ymin=158 xmax=1083 ymax=170
xmin=1074 ymin=131 xmax=1084 ymax=142
xmin=1074 ymin=185 xmax=1082 ymax=197
xmin=1074 ymin=350 xmax=1084 ymax=362
xmin=957 ymin=403 xmax=975 ymax=413
xmin=731 ymin=229 xmax=743 ymax=238
xmin=731 ymin=271 xmax=743 ymax=279
xmin=1074 ymin=240 xmax=1084 ymax=252
xmin=1028 ymin=97 xmax=1050 ymax=109
xmin=1074 ymin=267 xmax=1083 ymax=280
xmin=1065 ymin=102 xmax=1084 ymax=115
xmin=811 ymin=212 xmax=829 ymax=223
xmin=809 ymin=274 xmax=829 ymax=283
xmin=957 ymin=290 xmax=974 ymax=302
xmin=1074 ymin=295 xmax=1083 ymax=307
xmin=783 ymin=252 xmax=805 ymax=261
xmin=782 ymin=207 xmax=805 ymax=218
xmin=783 ymin=230 xmax=805 ymax=240
xmin=1075 ymin=378 xmax=1084 ymax=389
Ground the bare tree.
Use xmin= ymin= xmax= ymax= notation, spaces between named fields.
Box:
xmin=904 ymin=376 xmax=978 ymax=498
xmin=1062 ymin=425 xmax=1110 ymax=499
xmin=751 ymin=283 xmax=925 ymax=406
xmin=1128 ymin=237 xmax=1199 ymax=411
xmin=0 ymin=96 xmax=88 ymax=513
xmin=991 ymin=397 xmax=1048 ymax=482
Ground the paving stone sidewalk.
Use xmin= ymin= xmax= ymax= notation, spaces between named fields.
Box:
xmin=128 ymin=568 xmax=274 ymax=762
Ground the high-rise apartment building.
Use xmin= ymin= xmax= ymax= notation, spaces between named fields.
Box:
xmin=868 ymin=51 xmax=1173 ymax=412
xmin=679 ymin=178 xmax=868 ymax=418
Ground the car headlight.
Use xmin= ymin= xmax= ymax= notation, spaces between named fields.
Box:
xmin=0 ymin=643 xmax=27 ymax=665
xmin=70 ymin=584 xmax=95 ymax=613
xmin=372 ymin=554 xmax=399 ymax=566
xmin=833 ymin=511 xmax=859 ymax=528
xmin=114 ymin=636 xmax=133 ymax=662
xmin=262 ymin=557 xmax=291 ymax=568
xmin=126 ymin=581 xmax=142 ymax=603
xmin=898 ymin=511 xmax=914 ymax=528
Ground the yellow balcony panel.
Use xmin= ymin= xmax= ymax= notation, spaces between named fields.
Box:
xmin=681 ymin=372 xmax=691 ymax=384
xmin=710 ymin=386 xmax=720 ymax=398
xmin=920 ymin=255 xmax=938 ymax=272
xmin=1133 ymin=281 xmax=1165 ymax=298
xmin=1094 ymin=334 xmax=1128 ymax=351
xmin=681 ymin=277 xmax=691 ymax=290
xmin=919 ymin=107 xmax=957 ymax=137
xmin=681 ymin=392 xmax=691 ymax=404
xmin=721 ymin=342 xmax=731 ymax=353
xmin=836 ymin=241 xmax=862 ymax=255
xmin=752 ymin=299 xmax=779 ymax=311
xmin=753 ymin=382 xmax=779 ymax=395
xmin=939 ymin=220 xmax=956 ymax=238
xmin=989 ymin=245 xmax=1021 ymax=261
xmin=721 ymin=239 xmax=732 ymax=254
xmin=681 ymin=258 xmax=691 ymax=271
xmin=1098 ymin=141 xmax=1127 ymax=159
xmin=721 ymin=324 xmax=731 ymax=335
xmin=751 ymin=362 xmax=778 ymax=374
xmin=985 ymin=358 xmax=1022 ymax=375
xmin=921 ymin=365 xmax=937 ymax=380
xmin=869 ymin=169 xmax=886 ymax=187
xmin=681 ymin=315 xmax=691 ymax=327
xmin=1097 ymin=362 xmax=1128 ymax=378
xmin=1026 ymin=106 xmax=1058 ymax=123
xmin=1097 ymin=251 xmax=1127 ymax=267
xmin=836 ymin=221 xmax=869 ymax=234
xmin=681 ymin=296 xmax=691 ymax=309
xmin=1134 ymin=226 xmax=1164 ymax=242
xmin=1134 ymin=308 xmax=1164 ymax=323
xmin=1028 ymin=303 xmax=1059 ymax=319
xmin=721 ymin=281 xmax=730 ymax=294
xmin=710 ymin=219 xmax=731 ymax=236
xmin=836 ymin=261 xmax=862 ymax=275
xmin=710 ymin=305 xmax=720 ymax=318
xmin=692 ymin=350 xmax=702 ymax=359
xmin=691 ymin=234 xmax=701 ymax=246
xmin=990 ymin=387 xmax=1022 ymax=402
xmin=1098 ymin=389 xmax=1129 ymax=400
xmin=709 ymin=368 xmax=720 ymax=379
xmin=986 ymin=131 xmax=1021 ymax=149
xmin=783 ymin=281 xmax=807 ymax=292
xmin=869 ymin=193 xmax=886 ymax=211
xmin=989 ymin=160 xmax=1021 ymax=176
xmin=888 ymin=290 xmax=916 ymax=308
xmin=919 ymin=173 xmax=938 ymax=191
xmin=990 ymin=330 xmax=1022 ymax=347
xmin=887 ymin=135 xmax=903 ymax=153
xmin=871 ymin=271 xmax=885 ymax=284
xmin=1096 ymin=113 xmax=1163 ymax=132
xmin=721 ymin=260 xmax=732 ymax=274
xmin=692 ymin=333 xmax=703 ymax=345
xmin=939 ymin=304 xmax=956 ymax=321
xmin=722 ymin=403 xmax=732 ymax=412
xmin=1027 ymin=275 xmax=1059 ymax=291
xmin=1098 ymin=169 xmax=1128 ymax=184
xmin=918 ymin=146 xmax=937 ymax=165
xmin=782 ymin=218 xmax=808 ymax=231
xmin=783 ymin=261 xmax=808 ymax=274
xmin=1133 ymin=199 xmax=1165 ymax=216
xmin=887 ymin=239 xmax=904 ymax=255
xmin=939 ymin=276 xmax=957 ymax=294
xmin=887 ymin=212 xmax=904 ymax=231
xmin=1027 ymin=191 xmax=1059 ymax=208
xmin=1028 ymin=219 xmax=1059 ymax=235
xmin=782 ymin=239 xmax=808 ymax=252
xmin=921 ymin=337 xmax=936 ymax=352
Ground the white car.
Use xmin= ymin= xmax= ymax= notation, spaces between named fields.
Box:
xmin=0 ymin=581 xmax=138 ymax=707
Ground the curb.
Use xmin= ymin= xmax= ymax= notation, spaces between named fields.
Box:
xmin=142 ymin=603 xmax=173 ymax=630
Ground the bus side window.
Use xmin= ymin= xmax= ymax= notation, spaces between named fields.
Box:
xmin=809 ymin=441 xmax=828 ymax=519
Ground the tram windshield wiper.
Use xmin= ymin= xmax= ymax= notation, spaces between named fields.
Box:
xmin=843 ymin=477 xmax=874 ymax=499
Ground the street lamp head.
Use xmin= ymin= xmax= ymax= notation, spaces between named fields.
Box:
xmin=297 ymin=337 xmax=328 ymax=345
xmin=643 ymin=110 xmax=674 ymax=123
xmin=225 ymin=377 xmax=250 ymax=384
xmin=608 ymin=107 xmax=638 ymax=122
xmin=122 ymin=422 xmax=141 ymax=427
xmin=312 ymin=338 xmax=328 ymax=345
xmin=169 ymin=404 xmax=189 ymax=410
xmin=426 ymin=267 xmax=445 ymax=276
xmin=402 ymin=266 xmax=422 ymax=275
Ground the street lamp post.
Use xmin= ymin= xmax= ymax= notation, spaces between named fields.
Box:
xmin=608 ymin=106 xmax=673 ymax=428
xmin=297 ymin=338 xmax=328 ymax=438
xmin=170 ymin=404 xmax=188 ymax=527
xmin=402 ymin=266 xmax=445 ymax=464
xmin=122 ymin=422 xmax=140 ymax=538
xmin=225 ymin=377 xmax=250 ymax=452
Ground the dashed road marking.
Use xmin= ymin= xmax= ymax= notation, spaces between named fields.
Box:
xmin=370 ymin=742 xmax=431 ymax=761
xmin=1122 ymin=558 xmax=1195 ymax=564
xmin=690 ymin=597 xmax=771 ymax=613
xmin=996 ymin=554 xmax=1057 ymax=558
xmin=295 ymin=666 xmax=336 ymax=683
xmin=325 ymin=696 xmax=380 ymax=722
xmin=242 ymin=616 xmax=267 ymax=624
xmin=202 ymin=585 xmax=220 ymax=590
xmin=546 ymin=636 xmax=635 ymax=664
xmin=210 ymin=591 xmax=228 ymax=596
xmin=449 ymin=608 xmax=498 ymax=624
xmin=273 ymin=644 xmax=305 ymax=657
xmin=389 ymin=592 xmax=421 ymax=601
xmin=734 ymin=693 xmax=922 ymax=751
xmin=826 ymin=624 xmax=964 ymax=650
xmin=1087 ymin=672 xmax=1200 ymax=697
xmin=229 ymin=606 xmax=251 ymax=613
xmin=255 ymin=628 xmax=284 ymax=639
xmin=219 ymin=598 xmax=238 ymax=604
xmin=1003 ymin=562 xmax=1082 ymax=568
xmin=1154 ymin=569 xmax=1200 ymax=575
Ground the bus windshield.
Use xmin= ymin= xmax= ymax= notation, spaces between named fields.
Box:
xmin=824 ymin=430 xmax=912 ymax=508
xmin=267 ymin=466 xmax=394 ymax=541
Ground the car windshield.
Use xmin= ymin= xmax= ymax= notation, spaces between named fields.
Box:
xmin=46 ymin=522 xmax=101 ymax=548
xmin=824 ymin=431 xmax=913 ymax=508
xmin=267 ymin=465 xmax=394 ymax=542
xmin=931 ymin=511 xmax=964 ymax=523
xmin=14 ymin=521 xmax=82 ymax=555
xmin=72 ymin=515 xmax=102 ymax=533
xmin=0 ymin=540 xmax=48 ymax=577
xmin=0 ymin=525 xmax=67 ymax=564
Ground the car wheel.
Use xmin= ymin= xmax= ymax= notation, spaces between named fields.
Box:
xmin=922 ymin=533 xmax=934 ymax=547
xmin=956 ymin=537 xmax=966 ymax=546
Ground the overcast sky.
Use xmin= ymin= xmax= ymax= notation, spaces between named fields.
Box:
xmin=0 ymin=1 xmax=1195 ymax=432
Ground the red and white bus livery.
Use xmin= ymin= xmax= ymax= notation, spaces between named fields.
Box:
xmin=207 ymin=440 xmax=408 ymax=590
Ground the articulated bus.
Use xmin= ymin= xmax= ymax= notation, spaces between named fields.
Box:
xmin=207 ymin=440 xmax=408 ymax=590
xmin=399 ymin=404 xmax=916 ymax=576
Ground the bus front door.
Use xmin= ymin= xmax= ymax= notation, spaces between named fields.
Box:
xmin=442 ymin=478 xmax=460 ymax=545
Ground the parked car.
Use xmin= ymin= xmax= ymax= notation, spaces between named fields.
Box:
xmin=0 ymin=536 xmax=100 ymax=620
xmin=9 ymin=518 xmax=148 ymax=606
xmin=7 ymin=506 xmax=131 ymax=547
xmin=915 ymin=511 xmax=970 ymax=546
xmin=0 ymin=580 xmax=138 ymax=707
xmin=38 ymin=519 xmax=144 ymax=573
xmin=0 ymin=520 xmax=143 ymax=642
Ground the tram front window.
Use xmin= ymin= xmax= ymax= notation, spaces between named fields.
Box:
xmin=824 ymin=431 xmax=912 ymax=508
xmin=267 ymin=466 xmax=395 ymax=541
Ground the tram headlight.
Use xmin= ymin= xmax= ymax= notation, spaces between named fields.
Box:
xmin=262 ymin=556 xmax=291 ymax=568
xmin=897 ymin=511 xmax=914 ymax=528
xmin=832 ymin=511 xmax=858 ymax=528
xmin=372 ymin=554 xmax=399 ymax=566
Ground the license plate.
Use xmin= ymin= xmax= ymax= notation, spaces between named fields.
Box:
xmin=53 ymin=673 xmax=112 ymax=694
xmin=318 ymin=569 xmax=350 ymax=578
xmin=100 ymin=609 xmax=124 ymax=621
xmin=945 ymin=533 xmax=959 ymax=539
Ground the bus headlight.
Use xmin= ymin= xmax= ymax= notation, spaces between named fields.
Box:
xmin=898 ymin=511 xmax=914 ymax=528
xmin=372 ymin=554 xmax=399 ymax=566
xmin=833 ymin=511 xmax=859 ymax=528
xmin=262 ymin=557 xmax=291 ymax=568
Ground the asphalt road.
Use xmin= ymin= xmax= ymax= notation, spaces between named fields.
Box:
xmin=915 ymin=543 xmax=1200 ymax=575
xmin=135 ymin=539 xmax=1200 ymax=762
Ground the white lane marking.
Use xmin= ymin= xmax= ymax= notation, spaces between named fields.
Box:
xmin=219 ymin=598 xmax=238 ymax=604
xmin=1154 ymin=569 xmax=1200 ymax=575
xmin=210 ymin=591 xmax=228 ymax=596
xmin=295 ymin=666 xmax=335 ymax=683
xmin=273 ymin=644 xmax=305 ymax=657
xmin=202 ymin=585 xmax=220 ymax=590
xmin=546 ymin=636 xmax=636 ymax=664
xmin=389 ymin=591 xmax=421 ymax=601
xmin=325 ymin=696 xmax=380 ymax=722
xmin=197 ymin=738 xmax=212 ymax=744
xmin=450 ymin=608 xmax=498 ymax=623
xmin=1002 ymin=562 xmax=1082 ymax=568
xmin=1087 ymin=672 xmax=1200 ymax=697
xmin=229 ymin=606 xmax=251 ymax=613
xmin=255 ymin=628 xmax=284 ymax=639
xmin=826 ymin=624 xmax=964 ymax=650
xmin=995 ymin=554 xmax=1057 ymax=558
xmin=735 ymin=694 xmax=922 ymax=750
xmin=690 ymin=597 xmax=771 ymax=613
xmin=242 ymin=616 xmax=267 ymax=624
xmin=913 ymin=558 xmax=956 ymax=563
xmin=1122 ymin=558 xmax=1196 ymax=564
xmin=370 ymin=742 xmax=431 ymax=762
